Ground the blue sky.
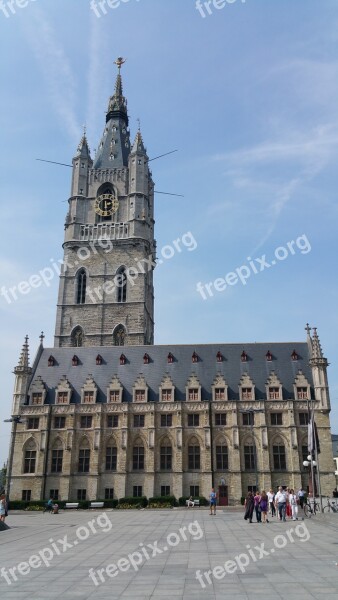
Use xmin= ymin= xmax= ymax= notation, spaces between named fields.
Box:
xmin=1 ymin=0 xmax=338 ymax=464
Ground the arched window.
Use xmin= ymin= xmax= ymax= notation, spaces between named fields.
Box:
xmin=272 ymin=438 xmax=287 ymax=471
xmin=116 ymin=268 xmax=127 ymax=303
xmin=188 ymin=439 xmax=200 ymax=470
xmin=71 ymin=326 xmax=84 ymax=347
xmin=114 ymin=325 xmax=126 ymax=346
xmin=160 ymin=440 xmax=172 ymax=470
xmin=133 ymin=443 xmax=144 ymax=470
xmin=23 ymin=439 xmax=37 ymax=474
xmin=216 ymin=442 xmax=228 ymax=470
xmin=76 ymin=269 xmax=86 ymax=304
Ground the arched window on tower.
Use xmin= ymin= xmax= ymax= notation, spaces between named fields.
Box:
xmin=76 ymin=269 xmax=87 ymax=304
xmin=113 ymin=325 xmax=126 ymax=346
xmin=116 ymin=268 xmax=127 ymax=303
xmin=71 ymin=326 xmax=84 ymax=347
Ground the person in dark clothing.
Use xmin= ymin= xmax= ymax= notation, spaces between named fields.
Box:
xmin=244 ymin=492 xmax=254 ymax=523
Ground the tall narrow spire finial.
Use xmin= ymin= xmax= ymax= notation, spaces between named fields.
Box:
xmin=137 ymin=117 xmax=141 ymax=131
xmin=114 ymin=57 xmax=126 ymax=71
xmin=39 ymin=331 xmax=45 ymax=345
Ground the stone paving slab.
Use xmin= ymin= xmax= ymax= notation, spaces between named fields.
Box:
xmin=0 ymin=509 xmax=338 ymax=599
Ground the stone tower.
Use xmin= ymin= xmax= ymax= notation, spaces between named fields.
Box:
xmin=54 ymin=59 xmax=156 ymax=348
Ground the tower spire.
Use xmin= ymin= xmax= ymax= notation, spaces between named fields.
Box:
xmin=93 ymin=57 xmax=130 ymax=169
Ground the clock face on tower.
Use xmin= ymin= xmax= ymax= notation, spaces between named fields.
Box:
xmin=94 ymin=194 xmax=119 ymax=217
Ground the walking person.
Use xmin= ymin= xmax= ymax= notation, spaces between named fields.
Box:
xmin=297 ymin=487 xmax=306 ymax=510
xmin=289 ymin=489 xmax=298 ymax=521
xmin=267 ymin=488 xmax=276 ymax=516
xmin=286 ymin=488 xmax=292 ymax=519
xmin=209 ymin=488 xmax=217 ymax=515
xmin=254 ymin=491 xmax=262 ymax=523
xmin=0 ymin=494 xmax=6 ymax=522
xmin=244 ymin=491 xmax=254 ymax=523
xmin=275 ymin=486 xmax=287 ymax=522
xmin=260 ymin=490 xmax=269 ymax=523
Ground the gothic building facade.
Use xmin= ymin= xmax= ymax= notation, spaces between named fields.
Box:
xmin=7 ymin=62 xmax=335 ymax=504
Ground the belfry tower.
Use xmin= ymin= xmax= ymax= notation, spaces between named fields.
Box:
xmin=54 ymin=58 xmax=156 ymax=348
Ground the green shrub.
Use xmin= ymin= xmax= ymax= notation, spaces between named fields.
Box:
xmin=118 ymin=496 xmax=148 ymax=508
xmin=116 ymin=503 xmax=142 ymax=509
xmin=25 ymin=505 xmax=44 ymax=511
xmin=148 ymin=496 xmax=177 ymax=508
xmin=96 ymin=499 xmax=118 ymax=509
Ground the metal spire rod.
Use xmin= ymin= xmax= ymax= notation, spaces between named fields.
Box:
xmin=154 ymin=191 xmax=184 ymax=197
xmin=148 ymin=149 xmax=178 ymax=162
xmin=36 ymin=158 xmax=72 ymax=168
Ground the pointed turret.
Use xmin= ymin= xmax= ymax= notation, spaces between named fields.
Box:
xmin=70 ymin=128 xmax=93 ymax=198
xmin=131 ymin=129 xmax=147 ymax=156
xmin=12 ymin=336 xmax=32 ymax=413
xmin=94 ymin=58 xmax=130 ymax=169
xmin=14 ymin=335 xmax=31 ymax=374
xmin=308 ymin=326 xmax=330 ymax=409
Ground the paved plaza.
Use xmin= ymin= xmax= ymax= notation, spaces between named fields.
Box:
xmin=1 ymin=508 xmax=338 ymax=599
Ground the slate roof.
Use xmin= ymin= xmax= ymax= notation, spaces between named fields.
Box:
xmin=28 ymin=342 xmax=313 ymax=405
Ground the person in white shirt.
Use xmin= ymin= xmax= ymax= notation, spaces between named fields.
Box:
xmin=274 ymin=486 xmax=287 ymax=522
xmin=267 ymin=489 xmax=276 ymax=516
xmin=289 ymin=489 xmax=298 ymax=520
xmin=297 ymin=488 xmax=306 ymax=509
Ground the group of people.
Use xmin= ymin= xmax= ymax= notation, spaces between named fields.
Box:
xmin=244 ymin=486 xmax=306 ymax=523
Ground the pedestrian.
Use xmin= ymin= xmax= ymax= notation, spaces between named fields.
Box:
xmin=0 ymin=494 xmax=6 ymax=522
xmin=260 ymin=490 xmax=269 ymax=523
xmin=186 ymin=496 xmax=194 ymax=508
xmin=297 ymin=487 xmax=306 ymax=509
xmin=244 ymin=491 xmax=254 ymax=523
xmin=267 ymin=488 xmax=276 ymax=516
xmin=209 ymin=488 xmax=217 ymax=515
xmin=275 ymin=486 xmax=287 ymax=522
xmin=289 ymin=489 xmax=298 ymax=521
xmin=254 ymin=490 xmax=262 ymax=523
xmin=286 ymin=488 xmax=292 ymax=519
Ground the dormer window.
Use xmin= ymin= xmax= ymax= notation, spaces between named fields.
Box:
xmin=297 ymin=387 xmax=308 ymax=400
xmin=48 ymin=355 xmax=55 ymax=367
xmin=72 ymin=355 xmax=79 ymax=367
xmin=242 ymin=387 xmax=253 ymax=400
xmin=216 ymin=351 xmax=223 ymax=363
xmin=167 ymin=353 xmax=174 ymax=364
xmin=291 ymin=350 xmax=298 ymax=361
xmin=135 ymin=389 xmax=145 ymax=402
xmin=96 ymin=354 xmax=103 ymax=366
xmin=83 ymin=391 xmax=94 ymax=404
xmin=32 ymin=393 xmax=43 ymax=405
xmin=269 ymin=387 xmax=280 ymax=400
xmin=143 ymin=353 xmax=150 ymax=364
xmin=120 ymin=354 xmax=126 ymax=366
xmin=266 ymin=351 xmax=272 ymax=362
xmin=241 ymin=351 xmax=247 ymax=362
xmin=57 ymin=391 xmax=69 ymax=404
xmin=192 ymin=352 xmax=198 ymax=364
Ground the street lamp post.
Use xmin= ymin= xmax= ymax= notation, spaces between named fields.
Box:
xmin=303 ymin=455 xmax=317 ymax=501
xmin=4 ymin=416 xmax=25 ymax=504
